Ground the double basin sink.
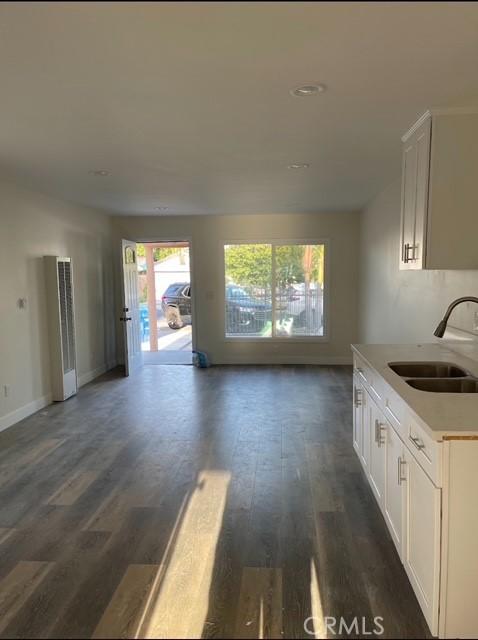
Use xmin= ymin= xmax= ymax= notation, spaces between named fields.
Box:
xmin=389 ymin=361 xmax=478 ymax=393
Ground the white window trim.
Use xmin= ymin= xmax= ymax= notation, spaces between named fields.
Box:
xmin=222 ymin=238 xmax=330 ymax=343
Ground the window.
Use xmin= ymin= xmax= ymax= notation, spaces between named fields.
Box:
xmin=224 ymin=242 xmax=326 ymax=338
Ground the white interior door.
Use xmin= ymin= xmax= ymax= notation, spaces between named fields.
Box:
xmin=121 ymin=239 xmax=142 ymax=376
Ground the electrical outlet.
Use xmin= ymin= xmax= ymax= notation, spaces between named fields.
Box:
xmin=3 ymin=384 xmax=10 ymax=398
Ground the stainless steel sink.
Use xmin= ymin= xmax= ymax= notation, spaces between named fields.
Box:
xmin=407 ymin=378 xmax=478 ymax=393
xmin=389 ymin=362 xmax=468 ymax=378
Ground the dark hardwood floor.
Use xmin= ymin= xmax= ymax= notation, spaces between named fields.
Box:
xmin=0 ymin=365 xmax=431 ymax=639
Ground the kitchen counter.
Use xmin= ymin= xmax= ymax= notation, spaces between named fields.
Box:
xmin=352 ymin=342 xmax=478 ymax=439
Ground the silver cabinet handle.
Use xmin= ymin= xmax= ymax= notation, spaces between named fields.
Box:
xmin=354 ymin=388 xmax=362 ymax=407
xmin=397 ymin=457 xmax=406 ymax=485
xmin=409 ymin=435 xmax=425 ymax=451
xmin=375 ymin=419 xmax=385 ymax=447
xmin=403 ymin=243 xmax=417 ymax=263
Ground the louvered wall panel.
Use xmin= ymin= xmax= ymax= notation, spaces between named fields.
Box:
xmin=45 ymin=256 xmax=77 ymax=401
xmin=57 ymin=260 xmax=75 ymax=373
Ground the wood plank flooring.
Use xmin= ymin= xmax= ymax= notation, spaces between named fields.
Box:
xmin=0 ymin=365 xmax=431 ymax=639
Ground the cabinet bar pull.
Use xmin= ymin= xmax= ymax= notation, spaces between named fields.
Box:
xmin=409 ymin=435 xmax=425 ymax=451
xmin=397 ymin=457 xmax=406 ymax=485
xmin=354 ymin=388 xmax=362 ymax=407
xmin=375 ymin=420 xmax=385 ymax=447
xmin=355 ymin=367 xmax=365 ymax=380
xmin=403 ymin=243 xmax=417 ymax=263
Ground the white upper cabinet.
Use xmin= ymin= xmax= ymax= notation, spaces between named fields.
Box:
xmin=400 ymin=108 xmax=478 ymax=270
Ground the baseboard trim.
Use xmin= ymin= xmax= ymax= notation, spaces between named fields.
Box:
xmin=78 ymin=360 xmax=117 ymax=388
xmin=0 ymin=393 xmax=52 ymax=434
xmin=214 ymin=356 xmax=353 ymax=365
xmin=0 ymin=360 xmax=118 ymax=434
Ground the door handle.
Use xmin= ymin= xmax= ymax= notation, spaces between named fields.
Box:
xmin=120 ymin=316 xmax=132 ymax=322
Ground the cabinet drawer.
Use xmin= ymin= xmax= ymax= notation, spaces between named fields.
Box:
xmin=353 ymin=354 xmax=369 ymax=382
xmin=406 ymin=419 xmax=441 ymax=485
xmin=384 ymin=387 xmax=407 ymax=437
xmin=354 ymin=355 xmax=383 ymax=401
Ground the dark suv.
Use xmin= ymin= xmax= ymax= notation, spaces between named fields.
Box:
xmin=225 ymin=284 xmax=271 ymax=331
xmin=161 ymin=281 xmax=271 ymax=332
xmin=161 ymin=282 xmax=191 ymax=329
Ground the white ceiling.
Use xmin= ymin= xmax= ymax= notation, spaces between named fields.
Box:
xmin=1 ymin=2 xmax=478 ymax=216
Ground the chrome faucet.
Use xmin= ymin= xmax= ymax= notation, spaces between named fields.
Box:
xmin=434 ymin=297 xmax=478 ymax=338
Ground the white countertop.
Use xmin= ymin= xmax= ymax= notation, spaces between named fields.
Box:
xmin=351 ymin=342 xmax=478 ymax=439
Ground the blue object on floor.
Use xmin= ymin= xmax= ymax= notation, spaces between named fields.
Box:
xmin=140 ymin=308 xmax=150 ymax=339
xmin=192 ymin=350 xmax=210 ymax=368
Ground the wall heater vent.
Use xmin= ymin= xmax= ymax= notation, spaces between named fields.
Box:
xmin=44 ymin=256 xmax=78 ymax=401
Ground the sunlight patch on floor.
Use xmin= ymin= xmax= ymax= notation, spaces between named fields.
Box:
xmin=309 ymin=559 xmax=327 ymax=639
xmin=138 ymin=470 xmax=231 ymax=639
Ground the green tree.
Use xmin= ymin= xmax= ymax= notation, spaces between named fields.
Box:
xmin=276 ymin=245 xmax=305 ymax=285
xmin=225 ymin=244 xmax=324 ymax=289
xmin=225 ymin=244 xmax=272 ymax=288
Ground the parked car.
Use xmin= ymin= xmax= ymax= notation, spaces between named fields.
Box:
xmin=161 ymin=282 xmax=191 ymax=329
xmin=280 ymin=283 xmax=323 ymax=327
xmin=161 ymin=281 xmax=272 ymax=332
xmin=225 ymin=284 xmax=272 ymax=332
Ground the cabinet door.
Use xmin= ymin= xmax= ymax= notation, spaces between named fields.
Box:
xmin=412 ymin=118 xmax=431 ymax=268
xmin=369 ymin=403 xmax=386 ymax=507
xmin=360 ymin=389 xmax=370 ymax=472
xmin=384 ymin=424 xmax=405 ymax=557
xmin=403 ymin=449 xmax=441 ymax=636
xmin=401 ymin=137 xmax=417 ymax=268
xmin=400 ymin=116 xmax=431 ymax=270
xmin=352 ymin=376 xmax=363 ymax=457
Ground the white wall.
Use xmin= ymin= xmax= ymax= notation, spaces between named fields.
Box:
xmin=0 ymin=178 xmax=116 ymax=431
xmin=359 ymin=179 xmax=478 ymax=343
xmin=114 ymin=211 xmax=360 ymax=365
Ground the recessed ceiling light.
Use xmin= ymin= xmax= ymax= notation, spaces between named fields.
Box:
xmin=287 ymin=163 xmax=310 ymax=169
xmin=290 ymin=83 xmax=326 ymax=97
xmin=89 ymin=169 xmax=110 ymax=177
xmin=155 ymin=206 xmax=169 ymax=212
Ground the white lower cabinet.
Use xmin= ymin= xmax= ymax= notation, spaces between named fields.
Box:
xmin=352 ymin=375 xmax=363 ymax=457
xmin=403 ymin=448 xmax=441 ymax=636
xmin=357 ymin=382 xmax=439 ymax=635
xmin=384 ymin=422 xmax=405 ymax=557
xmin=353 ymin=350 xmax=478 ymax=638
xmin=360 ymin=391 xmax=371 ymax=471
xmin=354 ymin=375 xmax=371 ymax=471
xmin=369 ymin=401 xmax=386 ymax=505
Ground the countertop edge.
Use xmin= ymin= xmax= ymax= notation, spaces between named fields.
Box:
xmin=351 ymin=343 xmax=478 ymax=441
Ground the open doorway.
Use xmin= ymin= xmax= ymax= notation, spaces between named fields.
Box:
xmin=137 ymin=241 xmax=193 ymax=365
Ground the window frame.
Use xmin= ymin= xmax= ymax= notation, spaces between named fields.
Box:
xmin=222 ymin=238 xmax=330 ymax=342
